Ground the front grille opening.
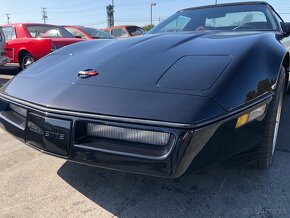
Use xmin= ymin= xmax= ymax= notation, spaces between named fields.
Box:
xmin=0 ymin=102 xmax=27 ymax=130
xmin=9 ymin=104 xmax=27 ymax=117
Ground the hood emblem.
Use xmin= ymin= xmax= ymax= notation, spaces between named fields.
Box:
xmin=78 ymin=69 xmax=98 ymax=78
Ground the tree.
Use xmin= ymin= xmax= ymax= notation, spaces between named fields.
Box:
xmin=143 ymin=24 xmax=155 ymax=31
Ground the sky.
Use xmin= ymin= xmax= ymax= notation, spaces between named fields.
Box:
xmin=0 ymin=0 xmax=290 ymax=28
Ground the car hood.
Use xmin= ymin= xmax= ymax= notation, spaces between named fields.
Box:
xmin=0 ymin=31 xmax=276 ymax=124
xmin=13 ymin=31 xmax=268 ymax=93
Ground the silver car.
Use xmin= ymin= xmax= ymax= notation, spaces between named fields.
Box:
xmin=0 ymin=27 xmax=9 ymax=65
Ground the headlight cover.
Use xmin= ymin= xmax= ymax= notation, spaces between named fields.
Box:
xmin=87 ymin=123 xmax=171 ymax=146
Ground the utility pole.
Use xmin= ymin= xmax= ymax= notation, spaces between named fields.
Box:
xmin=106 ymin=1 xmax=114 ymax=27
xmin=112 ymin=0 xmax=115 ymax=26
xmin=215 ymin=0 xmax=218 ymax=5
xmin=5 ymin=13 xmax=10 ymax=24
xmin=151 ymin=3 xmax=156 ymax=26
xmin=41 ymin=7 xmax=48 ymax=24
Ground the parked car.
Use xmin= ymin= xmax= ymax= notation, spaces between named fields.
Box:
xmin=0 ymin=2 xmax=290 ymax=178
xmin=64 ymin=26 xmax=115 ymax=39
xmin=1 ymin=23 xmax=85 ymax=69
xmin=0 ymin=27 xmax=9 ymax=66
xmin=103 ymin=25 xmax=145 ymax=38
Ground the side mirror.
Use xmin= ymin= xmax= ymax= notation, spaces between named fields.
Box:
xmin=281 ymin=22 xmax=290 ymax=36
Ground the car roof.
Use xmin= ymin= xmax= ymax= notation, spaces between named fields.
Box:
xmin=103 ymin=25 xmax=141 ymax=30
xmin=63 ymin=25 xmax=84 ymax=28
xmin=1 ymin=23 xmax=59 ymax=27
xmin=181 ymin=1 xmax=271 ymax=12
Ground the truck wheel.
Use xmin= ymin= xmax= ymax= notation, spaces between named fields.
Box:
xmin=255 ymin=67 xmax=285 ymax=168
xmin=20 ymin=52 xmax=34 ymax=69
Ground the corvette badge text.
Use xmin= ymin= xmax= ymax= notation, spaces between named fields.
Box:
xmin=28 ymin=123 xmax=65 ymax=141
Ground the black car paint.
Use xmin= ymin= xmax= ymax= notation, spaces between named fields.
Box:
xmin=0 ymin=94 xmax=272 ymax=177
xmin=2 ymin=32 xmax=288 ymax=121
xmin=0 ymin=2 xmax=289 ymax=177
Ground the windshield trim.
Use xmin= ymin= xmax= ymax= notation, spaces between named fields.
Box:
xmin=148 ymin=4 xmax=280 ymax=34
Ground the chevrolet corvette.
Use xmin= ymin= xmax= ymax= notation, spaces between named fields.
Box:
xmin=0 ymin=2 xmax=290 ymax=178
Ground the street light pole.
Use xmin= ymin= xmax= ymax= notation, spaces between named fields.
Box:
xmin=151 ymin=3 xmax=156 ymax=26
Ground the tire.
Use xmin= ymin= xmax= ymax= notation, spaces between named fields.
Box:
xmin=20 ymin=52 xmax=34 ymax=69
xmin=255 ymin=67 xmax=286 ymax=168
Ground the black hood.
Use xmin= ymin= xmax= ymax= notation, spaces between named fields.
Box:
xmin=0 ymin=31 xmax=281 ymax=124
xmin=13 ymin=31 xmax=266 ymax=92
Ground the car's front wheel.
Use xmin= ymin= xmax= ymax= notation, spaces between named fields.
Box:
xmin=255 ymin=67 xmax=286 ymax=168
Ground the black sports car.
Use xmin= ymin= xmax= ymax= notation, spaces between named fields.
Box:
xmin=0 ymin=2 xmax=290 ymax=178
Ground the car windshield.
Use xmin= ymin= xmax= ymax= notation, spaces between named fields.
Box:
xmin=26 ymin=25 xmax=74 ymax=38
xmin=127 ymin=26 xmax=145 ymax=36
xmin=149 ymin=4 xmax=279 ymax=34
xmin=81 ymin=27 xmax=114 ymax=39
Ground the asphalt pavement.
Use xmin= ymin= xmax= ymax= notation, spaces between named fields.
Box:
xmin=0 ymin=67 xmax=290 ymax=218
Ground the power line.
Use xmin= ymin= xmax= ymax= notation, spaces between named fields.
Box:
xmin=49 ymin=4 xmax=105 ymax=14
xmin=41 ymin=7 xmax=48 ymax=24
xmin=115 ymin=0 xmax=175 ymax=7
xmin=4 ymin=10 xmax=39 ymax=15
xmin=49 ymin=0 xmax=97 ymax=10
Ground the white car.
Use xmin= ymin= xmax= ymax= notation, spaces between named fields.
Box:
xmin=0 ymin=27 xmax=9 ymax=65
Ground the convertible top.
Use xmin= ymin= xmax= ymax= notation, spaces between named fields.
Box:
xmin=181 ymin=1 xmax=271 ymax=12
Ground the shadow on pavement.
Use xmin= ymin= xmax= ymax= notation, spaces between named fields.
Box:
xmin=57 ymin=154 xmax=289 ymax=217
xmin=0 ymin=66 xmax=21 ymax=75
xmin=57 ymin=96 xmax=290 ymax=217
xmin=0 ymin=66 xmax=21 ymax=87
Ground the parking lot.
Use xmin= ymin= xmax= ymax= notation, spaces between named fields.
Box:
xmin=0 ymin=67 xmax=290 ymax=218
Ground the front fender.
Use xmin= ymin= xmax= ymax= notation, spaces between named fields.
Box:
xmin=210 ymin=33 xmax=288 ymax=111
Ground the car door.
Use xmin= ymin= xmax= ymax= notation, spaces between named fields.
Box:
xmin=2 ymin=26 xmax=17 ymax=62
xmin=0 ymin=28 xmax=5 ymax=51
xmin=0 ymin=27 xmax=8 ymax=65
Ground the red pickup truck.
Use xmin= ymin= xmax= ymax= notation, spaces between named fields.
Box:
xmin=1 ymin=23 xmax=85 ymax=69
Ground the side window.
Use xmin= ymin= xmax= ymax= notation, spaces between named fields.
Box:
xmin=127 ymin=27 xmax=144 ymax=36
xmin=206 ymin=12 xmax=267 ymax=27
xmin=158 ymin=16 xmax=191 ymax=32
xmin=122 ymin=28 xmax=129 ymax=37
xmin=65 ymin=28 xmax=87 ymax=39
xmin=2 ymin=27 xmax=16 ymax=40
xmin=111 ymin=28 xmax=123 ymax=37
xmin=270 ymin=9 xmax=284 ymax=31
xmin=103 ymin=29 xmax=111 ymax=34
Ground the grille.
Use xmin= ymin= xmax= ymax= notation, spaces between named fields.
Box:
xmin=52 ymin=44 xmax=64 ymax=51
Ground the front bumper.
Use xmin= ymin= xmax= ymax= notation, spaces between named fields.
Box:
xmin=0 ymin=93 xmax=271 ymax=178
